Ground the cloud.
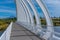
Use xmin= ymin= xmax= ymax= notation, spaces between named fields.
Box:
xmin=0 ymin=9 xmax=16 ymax=18
xmin=44 ymin=0 xmax=60 ymax=5
xmin=0 ymin=9 xmax=16 ymax=14
xmin=0 ymin=0 xmax=16 ymax=18
xmin=42 ymin=0 xmax=60 ymax=17
xmin=0 ymin=0 xmax=14 ymax=4
xmin=0 ymin=6 xmax=16 ymax=10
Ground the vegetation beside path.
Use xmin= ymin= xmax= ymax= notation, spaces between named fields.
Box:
xmin=0 ymin=17 xmax=16 ymax=31
xmin=0 ymin=17 xmax=60 ymax=31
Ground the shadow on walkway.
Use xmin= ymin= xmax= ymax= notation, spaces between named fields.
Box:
xmin=10 ymin=23 xmax=42 ymax=40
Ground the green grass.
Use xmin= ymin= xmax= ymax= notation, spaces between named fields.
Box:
xmin=40 ymin=18 xmax=60 ymax=26
xmin=52 ymin=18 xmax=60 ymax=26
xmin=0 ymin=17 xmax=17 ymax=31
xmin=0 ymin=17 xmax=60 ymax=31
xmin=33 ymin=16 xmax=60 ymax=26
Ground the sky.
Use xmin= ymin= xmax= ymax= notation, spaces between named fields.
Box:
xmin=42 ymin=0 xmax=60 ymax=17
xmin=0 ymin=0 xmax=16 ymax=19
xmin=0 ymin=0 xmax=60 ymax=19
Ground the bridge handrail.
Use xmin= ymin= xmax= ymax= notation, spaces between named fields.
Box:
xmin=0 ymin=22 xmax=13 ymax=40
xmin=18 ymin=22 xmax=60 ymax=40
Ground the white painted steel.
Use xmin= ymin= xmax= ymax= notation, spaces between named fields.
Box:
xmin=26 ymin=0 xmax=41 ymax=26
xmin=15 ymin=0 xmax=60 ymax=40
xmin=0 ymin=22 xmax=13 ymax=40
xmin=36 ymin=0 xmax=54 ymax=40
xmin=21 ymin=0 xmax=34 ymax=25
xmin=19 ymin=0 xmax=30 ymax=24
xmin=16 ymin=0 xmax=28 ymax=23
xmin=26 ymin=0 xmax=42 ymax=33
xmin=53 ymin=35 xmax=60 ymax=40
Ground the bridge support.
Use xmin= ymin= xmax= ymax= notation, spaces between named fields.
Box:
xmin=15 ymin=0 xmax=54 ymax=40
xmin=16 ymin=0 xmax=30 ymax=23
xmin=36 ymin=0 xmax=53 ymax=40
xmin=21 ymin=0 xmax=35 ymax=25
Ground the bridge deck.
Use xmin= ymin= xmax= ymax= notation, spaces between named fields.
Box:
xmin=10 ymin=23 xmax=41 ymax=40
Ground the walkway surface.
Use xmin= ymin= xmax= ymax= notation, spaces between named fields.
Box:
xmin=10 ymin=23 xmax=41 ymax=40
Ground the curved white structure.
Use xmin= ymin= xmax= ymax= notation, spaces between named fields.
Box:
xmin=26 ymin=0 xmax=42 ymax=34
xmin=16 ymin=0 xmax=28 ymax=23
xmin=16 ymin=0 xmax=53 ymax=40
xmin=15 ymin=0 xmax=60 ymax=40
xmin=19 ymin=0 xmax=31 ymax=24
xmin=21 ymin=0 xmax=34 ymax=25
xmin=0 ymin=0 xmax=60 ymax=40
xmin=36 ymin=0 xmax=54 ymax=39
xmin=26 ymin=0 xmax=41 ymax=26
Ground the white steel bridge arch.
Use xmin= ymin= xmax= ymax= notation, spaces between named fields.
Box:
xmin=15 ymin=0 xmax=54 ymax=40
xmin=16 ymin=0 xmax=58 ymax=40
xmin=0 ymin=0 xmax=60 ymax=40
xmin=20 ymin=0 xmax=35 ymax=25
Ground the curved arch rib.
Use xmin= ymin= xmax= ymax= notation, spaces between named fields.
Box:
xmin=16 ymin=0 xmax=30 ymax=23
xmin=21 ymin=0 xmax=34 ymax=25
xmin=20 ymin=0 xmax=31 ymax=24
xmin=26 ymin=0 xmax=41 ymax=29
xmin=36 ymin=0 xmax=54 ymax=40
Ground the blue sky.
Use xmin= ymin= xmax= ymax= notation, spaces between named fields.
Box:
xmin=0 ymin=0 xmax=60 ymax=19
xmin=0 ymin=0 xmax=16 ymax=19
xmin=42 ymin=0 xmax=60 ymax=17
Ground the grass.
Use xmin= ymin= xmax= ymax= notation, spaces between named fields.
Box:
xmin=0 ymin=23 xmax=8 ymax=31
xmin=0 ymin=17 xmax=17 ymax=31
xmin=0 ymin=17 xmax=60 ymax=31
xmin=40 ymin=18 xmax=60 ymax=26
xmin=33 ymin=16 xmax=60 ymax=26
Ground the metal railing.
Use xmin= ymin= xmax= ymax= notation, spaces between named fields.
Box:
xmin=0 ymin=22 xmax=13 ymax=40
xmin=15 ymin=0 xmax=60 ymax=40
xmin=17 ymin=22 xmax=60 ymax=40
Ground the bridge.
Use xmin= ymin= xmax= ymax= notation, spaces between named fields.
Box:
xmin=0 ymin=0 xmax=60 ymax=40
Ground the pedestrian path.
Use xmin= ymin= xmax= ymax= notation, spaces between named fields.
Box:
xmin=10 ymin=23 xmax=41 ymax=40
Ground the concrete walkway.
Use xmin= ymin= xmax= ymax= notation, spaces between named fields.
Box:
xmin=10 ymin=23 xmax=41 ymax=40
